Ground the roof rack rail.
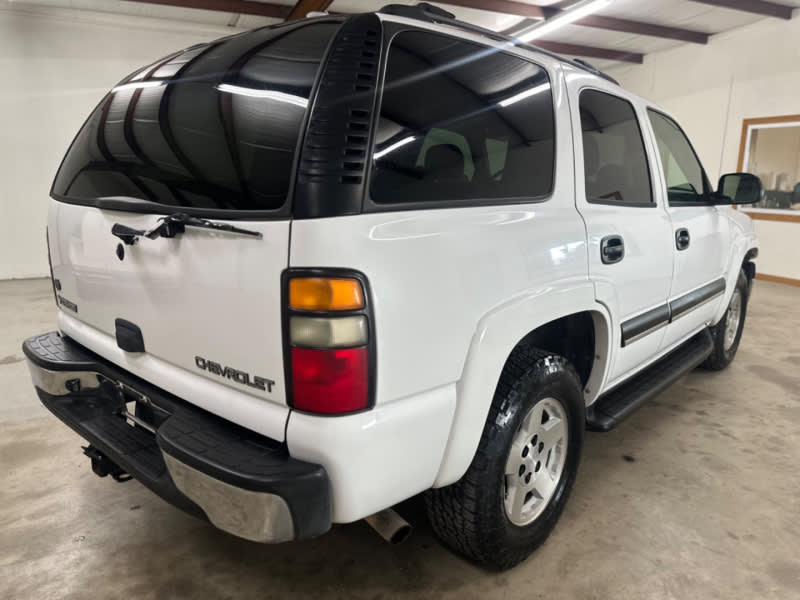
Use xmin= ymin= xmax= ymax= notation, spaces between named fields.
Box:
xmin=378 ymin=2 xmax=619 ymax=86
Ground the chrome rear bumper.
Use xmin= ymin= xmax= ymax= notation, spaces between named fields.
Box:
xmin=23 ymin=331 xmax=331 ymax=543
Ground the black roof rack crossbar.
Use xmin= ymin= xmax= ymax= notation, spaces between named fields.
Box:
xmin=378 ymin=2 xmax=619 ymax=85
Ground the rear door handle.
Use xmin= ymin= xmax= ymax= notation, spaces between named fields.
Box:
xmin=600 ymin=235 xmax=625 ymax=264
xmin=676 ymin=228 xmax=690 ymax=251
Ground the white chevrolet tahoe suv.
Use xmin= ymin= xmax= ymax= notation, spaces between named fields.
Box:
xmin=24 ymin=3 xmax=762 ymax=570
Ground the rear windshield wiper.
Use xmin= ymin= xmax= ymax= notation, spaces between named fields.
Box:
xmin=112 ymin=213 xmax=262 ymax=245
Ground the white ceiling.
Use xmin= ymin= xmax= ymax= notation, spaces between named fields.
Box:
xmin=5 ymin=0 xmax=800 ymax=70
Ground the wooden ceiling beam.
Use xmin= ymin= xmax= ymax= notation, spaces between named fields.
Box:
xmin=434 ymin=0 xmax=548 ymax=20
xmin=437 ymin=0 xmax=709 ymax=44
xmin=688 ymin=0 xmax=795 ymax=19
xmin=575 ymin=15 xmax=709 ymax=44
xmin=123 ymin=0 xmax=291 ymax=19
xmin=532 ymin=40 xmax=644 ymax=64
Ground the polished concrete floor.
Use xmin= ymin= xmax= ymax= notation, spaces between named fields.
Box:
xmin=1 ymin=278 xmax=799 ymax=599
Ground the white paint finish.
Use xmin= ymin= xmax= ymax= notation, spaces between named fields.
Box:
xmin=50 ymin=200 xmax=292 ymax=409
xmin=433 ymin=281 xmax=607 ymax=486
xmin=24 ymin=6 xmax=766 ymax=528
xmin=638 ymin=100 xmax=733 ymax=344
xmin=609 ymin=14 xmax=800 ymax=282
xmin=287 ymin=383 xmax=456 ymax=523
xmin=291 ymin=202 xmax=589 ymax=407
xmin=0 ymin=4 xmax=246 ymax=280
xmin=710 ymin=208 xmax=758 ymax=325
xmin=752 ymin=219 xmax=800 ymax=280
xmin=291 ymin=51 xmax=583 ymax=408
xmin=58 ymin=312 xmax=289 ymax=442
xmin=564 ymin=71 xmax=674 ymax=381
xmin=661 ymin=206 xmax=729 ymax=346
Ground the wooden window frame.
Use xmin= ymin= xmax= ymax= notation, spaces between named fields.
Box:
xmin=736 ymin=114 xmax=800 ymax=223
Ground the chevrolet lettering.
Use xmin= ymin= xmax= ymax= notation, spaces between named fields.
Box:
xmin=194 ymin=357 xmax=275 ymax=393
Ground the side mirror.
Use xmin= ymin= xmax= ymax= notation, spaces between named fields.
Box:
xmin=716 ymin=173 xmax=763 ymax=205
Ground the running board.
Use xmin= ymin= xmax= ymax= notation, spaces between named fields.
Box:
xmin=586 ymin=330 xmax=713 ymax=432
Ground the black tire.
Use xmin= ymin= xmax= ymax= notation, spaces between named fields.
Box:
xmin=702 ymin=270 xmax=749 ymax=371
xmin=425 ymin=348 xmax=584 ymax=570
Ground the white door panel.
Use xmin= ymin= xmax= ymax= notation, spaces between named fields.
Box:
xmin=662 ymin=206 xmax=729 ymax=348
xmin=565 ymin=71 xmax=674 ymax=385
xmin=642 ymin=108 xmax=731 ymax=350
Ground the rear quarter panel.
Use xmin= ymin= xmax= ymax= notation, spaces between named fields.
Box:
xmin=288 ymin=64 xmax=596 ymax=490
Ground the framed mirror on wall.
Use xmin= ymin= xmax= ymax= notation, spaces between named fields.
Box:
xmin=737 ymin=114 xmax=800 ymax=223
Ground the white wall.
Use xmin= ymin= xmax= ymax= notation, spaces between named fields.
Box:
xmin=0 ymin=3 xmax=251 ymax=279
xmin=608 ymin=13 xmax=800 ymax=281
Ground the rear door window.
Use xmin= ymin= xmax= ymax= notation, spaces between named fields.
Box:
xmin=370 ymin=30 xmax=555 ymax=206
xmin=580 ymin=89 xmax=653 ymax=206
xmin=52 ymin=22 xmax=341 ymax=213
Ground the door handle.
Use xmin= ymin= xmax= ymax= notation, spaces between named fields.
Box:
xmin=676 ymin=228 xmax=690 ymax=251
xmin=600 ymin=235 xmax=625 ymax=264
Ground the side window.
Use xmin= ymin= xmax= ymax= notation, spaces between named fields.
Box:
xmin=580 ymin=89 xmax=653 ymax=205
xmin=370 ymin=31 xmax=555 ymax=205
xmin=647 ymin=109 xmax=710 ymax=203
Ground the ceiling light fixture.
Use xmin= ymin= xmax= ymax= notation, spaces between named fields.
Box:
xmin=517 ymin=0 xmax=615 ymax=43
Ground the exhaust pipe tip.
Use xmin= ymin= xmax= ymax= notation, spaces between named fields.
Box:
xmin=364 ymin=508 xmax=413 ymax=545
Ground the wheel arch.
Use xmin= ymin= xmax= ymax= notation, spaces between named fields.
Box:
xmin=712 ymin=233 xmax=758 ymax=326
xmin=432 ymin=282 xmax=611 ymax=488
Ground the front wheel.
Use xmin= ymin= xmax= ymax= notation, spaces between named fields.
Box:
xmin=425 ymin=348 xmax=584 ymax=570
xmin=703 ymin=269 xmax=749 ymax=371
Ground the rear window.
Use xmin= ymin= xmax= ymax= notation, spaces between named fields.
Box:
xmin=370 ymin=31 xmax=555 ymax=206
xmin=52 ymin=22 xmax=340 ymax=212
xmin=580 ymin=89 xmax=653 ymax=205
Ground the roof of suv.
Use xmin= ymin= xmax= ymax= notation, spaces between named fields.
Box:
xmin=376 ymin=2 xmax=620 ymax=86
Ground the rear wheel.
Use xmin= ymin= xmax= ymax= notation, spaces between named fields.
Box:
xmin=425 ymin=348 xmax=584 ymax=570
xmin=703 ymin=269 xmax=749 ymax=371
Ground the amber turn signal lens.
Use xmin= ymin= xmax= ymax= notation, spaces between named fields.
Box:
xmin=289 ymin=278 xmax=364 ymax=311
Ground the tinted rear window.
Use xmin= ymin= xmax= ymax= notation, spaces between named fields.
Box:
xmin=580 ymin=89 xmax=653 ymax=205
xmin=52 ymin=22 xmax=340 ymax=212
xmin=370 ymin=31 xmax=555 ymax=206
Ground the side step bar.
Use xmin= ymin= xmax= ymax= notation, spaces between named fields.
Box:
xmin=586 ymin=330 xmax=713 ymax=432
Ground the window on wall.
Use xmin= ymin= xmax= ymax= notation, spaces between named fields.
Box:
xmin=739 ymin=116 xmax=800 ymax=212
xmin=370 ymin=30 xmax=555 ymax=205
xmin=580 ymin=89 xmax=653 ymax=205
xmin=648 ymin=109 xmax=710 ymax=204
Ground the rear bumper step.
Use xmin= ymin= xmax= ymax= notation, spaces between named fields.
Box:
xmin=586 ymin=330 xmax=713 ymax=432
xmin=22 ymin=331 xmax=331 ymax=542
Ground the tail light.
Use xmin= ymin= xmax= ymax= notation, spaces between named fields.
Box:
xmin=284 ymin=271 xmax=374 ymax=415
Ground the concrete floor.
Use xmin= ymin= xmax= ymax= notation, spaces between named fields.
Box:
xmin=1 ymin=278 xmax=799 ymax=600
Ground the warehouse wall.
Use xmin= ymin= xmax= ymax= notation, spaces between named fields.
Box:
xmin=609 ymin=14 xmax=800 ymax=283
xmin=0 ymin=3 xmax=246 ymax=279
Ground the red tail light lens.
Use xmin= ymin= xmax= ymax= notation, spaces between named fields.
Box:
xmin=291 ymin=347 xmax=368 ymax=414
